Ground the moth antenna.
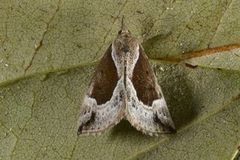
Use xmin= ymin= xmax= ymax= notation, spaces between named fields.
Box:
xmin=121 ymin=16 xmax=128 ymax=32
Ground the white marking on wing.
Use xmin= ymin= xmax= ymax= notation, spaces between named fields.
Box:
xmin=125 ymin=77 xmax=175 ymax=135
xmin=77 ymin=77 xmax=125 ymax=134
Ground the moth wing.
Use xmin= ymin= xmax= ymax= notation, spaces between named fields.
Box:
xmin=126 ymin=45 xmax=176 ymax=135
xmin=77 ymin=45 xmax=125 ymax=135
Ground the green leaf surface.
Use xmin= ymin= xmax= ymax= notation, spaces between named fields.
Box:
xmin=0 ymin=0 xmax=240 ymax=160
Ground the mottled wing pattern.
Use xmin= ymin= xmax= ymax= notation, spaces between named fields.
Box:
xmin=125 ymin=45 xmax=176 ymax=135
xmin=77 ymin=45 xmax=125 ymax=135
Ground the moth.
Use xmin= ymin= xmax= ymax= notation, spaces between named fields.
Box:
xmin=77 ymin=18 xmax=176 ymax=136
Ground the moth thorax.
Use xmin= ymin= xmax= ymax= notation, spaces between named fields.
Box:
xmin=111 ymin=44 xmax=140 ymax=79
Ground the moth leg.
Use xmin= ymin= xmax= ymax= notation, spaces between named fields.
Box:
xmin=125 ymin=78 xmax=176 ymax=136
xmin=77 ymin=78 xmax=125 ymax=135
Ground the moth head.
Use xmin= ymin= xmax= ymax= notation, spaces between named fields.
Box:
xmin=113 ymin=17 xmax=139 ymax=55
xmin=113 ymin=32 xmax=139 ymax=55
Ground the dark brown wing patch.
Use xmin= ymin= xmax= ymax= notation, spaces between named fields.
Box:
xmin=89 ymin=45 xmax=118 ymax=105
xmin=132 ymin=46 xmax=160 ymax=106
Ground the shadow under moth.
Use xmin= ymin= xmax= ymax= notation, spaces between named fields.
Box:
xmin=77 ymin=18 xmax=176 ymax=136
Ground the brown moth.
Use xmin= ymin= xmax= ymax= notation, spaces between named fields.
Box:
xmin=77 ymin=18 xmax=176 ymax=136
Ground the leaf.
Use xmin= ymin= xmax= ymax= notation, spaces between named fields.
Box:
xmin=0 ymin=0 xmax=240 ymax=160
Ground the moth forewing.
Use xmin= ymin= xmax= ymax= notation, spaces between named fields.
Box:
xmin=124 ymin=44 xmax=176 ymax=135
xmin=77 ymin=45 xmax=125 ymax=135
xmin=77 ymin=19 xmax=176 ymax=136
